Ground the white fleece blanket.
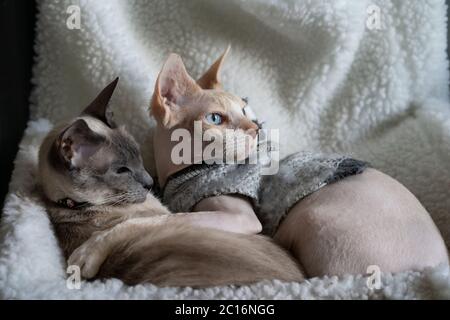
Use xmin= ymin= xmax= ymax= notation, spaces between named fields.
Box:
xmin=1 ymin=0 xmax=450 ymax=299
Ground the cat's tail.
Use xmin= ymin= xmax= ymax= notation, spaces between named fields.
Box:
xmin=98 ymin=223 xmax=304 ymax=287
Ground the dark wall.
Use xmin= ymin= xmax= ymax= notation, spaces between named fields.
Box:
xmin=0 ymin=0 xmax=36 ymax=208
xmin=448 ymin=0 xmax=450 ymax=64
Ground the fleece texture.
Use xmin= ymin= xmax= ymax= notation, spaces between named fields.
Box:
xmin=1 ymin=0 xmax=450 ymax=299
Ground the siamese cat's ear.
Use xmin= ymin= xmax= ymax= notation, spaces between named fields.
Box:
xmin=151 ymin=54 xmax=200 ymax=127
xmin=197 ymin=45 xmax=230 ymax=90
xmin=56 ymin=119 xmax=105 ymax=169
xmin=82 ymin=77 xmax=119 ymax=128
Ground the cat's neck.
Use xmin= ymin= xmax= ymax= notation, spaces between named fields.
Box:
xmin=153 ymin=124 xmax=192 ymax=188
xmin=46 ymin=193 xmax=169 ymax=225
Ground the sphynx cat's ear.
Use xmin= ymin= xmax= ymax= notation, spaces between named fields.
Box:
xmin=151 ymin=54 xmax=200 ymax=128
xmin=55 ymin=119 xmax=105 ymax=169
xmin=197 ymin=45 xmax=230 ymax=90
xmin=82 ymin=77 xmax=119 ymax=128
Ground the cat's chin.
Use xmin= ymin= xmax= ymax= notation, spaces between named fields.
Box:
xmin=100 ymin=193 xmax=149 ymax=207
xmin=132 ymin=193 xmax=151 ymax=204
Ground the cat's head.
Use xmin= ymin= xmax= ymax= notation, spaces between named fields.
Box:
xmin=38 ymin=78 xmax=153 ymax=208
xmin=150 ymin=47 xmax=259 ymax=163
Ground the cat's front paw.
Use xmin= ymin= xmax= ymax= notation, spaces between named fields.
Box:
xmin=68 ymin=232 xmax=109 ymax=279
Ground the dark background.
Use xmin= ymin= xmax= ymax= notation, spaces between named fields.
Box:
xmin=0 ymin=0 xmax=449 ymax=210
xmin=0 ymin=0 xmax=35 ymax=209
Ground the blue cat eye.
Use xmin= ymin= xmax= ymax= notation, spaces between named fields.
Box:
xmin=205 ymin=113 xmax=223 ymax=125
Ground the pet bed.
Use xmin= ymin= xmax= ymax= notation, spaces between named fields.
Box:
xmin=1 ymin=0 xmax=450 ymax=299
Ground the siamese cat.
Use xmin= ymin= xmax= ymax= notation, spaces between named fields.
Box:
xmin=38 ymin=78 xmax=304 ymax=287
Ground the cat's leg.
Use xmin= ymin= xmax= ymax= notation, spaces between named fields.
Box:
xmin=273 ymin=168 xmax=448 ymax=277
xmin=192 ymin=195 xmax=262 ymax=234
xmin=68 ymin=216 xmax=170 ymax=279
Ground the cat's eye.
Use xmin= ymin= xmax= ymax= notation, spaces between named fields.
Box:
xmin=241 ymin=97 xmax=249 ymax=105
xmin=205 ymin=113 xmax=223 ymax=125
xmin=116 ymin=166 xmax=131 ymax=174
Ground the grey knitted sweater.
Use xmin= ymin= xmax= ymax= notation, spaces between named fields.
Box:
xmin=163 ymin=151 xmax=368 ymax=235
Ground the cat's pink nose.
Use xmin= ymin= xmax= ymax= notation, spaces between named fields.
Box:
xmin=247 ymin=128 xmax=258 ymax=138
xmin=241 ymin=119 xmax=259 ymax=138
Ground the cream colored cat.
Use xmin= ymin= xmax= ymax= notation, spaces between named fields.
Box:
xmin=148 ymin=49 xmax=449 ymax=278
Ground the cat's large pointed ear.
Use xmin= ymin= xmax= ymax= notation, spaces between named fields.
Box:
xmin=55 ymin=119 xmax=105 ymax=169
xmin=82 ymin=77 xmax=119 ymax=128
xmin=151 ymin=54 xmax=200 ymax=127
xmin=197 ymin=45 xmax=230 ymax=90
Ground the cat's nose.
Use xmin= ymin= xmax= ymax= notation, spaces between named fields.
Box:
xmin=144 ymin=183 xmax=152 ymax=191
xmin=244 ymin=120 xmax=259 ymax=137
xmin=247 ymin=128 xmax=258 ymax=138
xmin=141 ymin=172 xmax=154 ymax=190
xmin=247 ymin=122 xmax=259 ymax=138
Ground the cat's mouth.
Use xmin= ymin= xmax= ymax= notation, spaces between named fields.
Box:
xmin=100 ymin=190 xmax=149 ymax=207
